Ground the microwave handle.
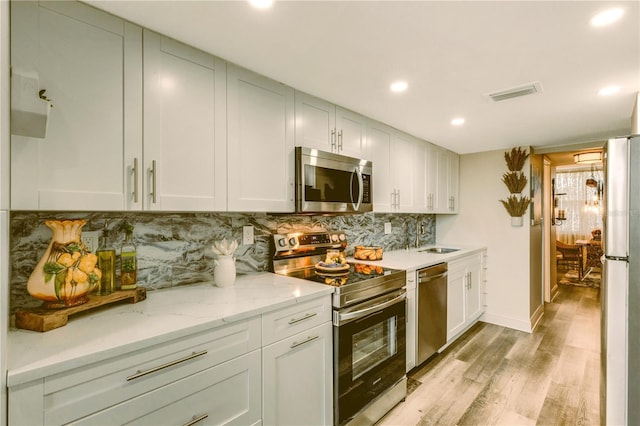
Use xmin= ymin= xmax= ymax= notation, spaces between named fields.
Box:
xmin=350 ymin=166 xmax=364 ymax=211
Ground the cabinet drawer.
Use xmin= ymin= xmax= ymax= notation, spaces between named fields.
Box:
xmin=44 ymin=317 xmax=261 ymax=425
xmin=71 ymin=349 xmax=262 ymax=425
xmin=262 ymin=296 xmax=332 ymax=346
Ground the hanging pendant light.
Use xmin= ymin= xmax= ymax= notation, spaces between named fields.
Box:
xmin=586 ymin=163 xmax=599 ymax=188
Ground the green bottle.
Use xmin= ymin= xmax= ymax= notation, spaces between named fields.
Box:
xmin=120 ymin=222 xmax=137 ymax=290
xmin=96 ymin=224 xmax=115 ymax=295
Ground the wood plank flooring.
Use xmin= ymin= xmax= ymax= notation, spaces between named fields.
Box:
xmin=380 ymin=284 xmax=600 ymax=425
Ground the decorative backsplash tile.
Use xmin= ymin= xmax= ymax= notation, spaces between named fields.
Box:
xmin=9 ymin=211 xmax=435 ymax=314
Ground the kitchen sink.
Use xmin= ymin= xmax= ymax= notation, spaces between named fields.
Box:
xmin=418 ymin=247 xmax=460 ymax=254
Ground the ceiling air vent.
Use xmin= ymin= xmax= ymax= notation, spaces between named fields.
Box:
xmin=486 ymin=82 xmax=543 ymax=102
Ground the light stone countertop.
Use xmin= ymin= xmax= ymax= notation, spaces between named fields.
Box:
xmin=7 ymin=272 xmax=334 ymax=387
xmin=348 ymin=244 xmax=487 ymax=271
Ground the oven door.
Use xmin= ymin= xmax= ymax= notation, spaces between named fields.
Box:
xmin=295 ymin=147 xmax=372 ymax=214
xmin=333 ymin=289 xmax=406 ymax=425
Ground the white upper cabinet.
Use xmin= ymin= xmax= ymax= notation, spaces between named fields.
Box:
xmin=368 ymin=120 xmax=425 ymax=213
xmin=435 ymin=147 xmax=460 ymax=214
xmin=227 ymin=65 xmax=295 ymax=212
xmin=335 ymin=106 xmax=367 ymax=158
xmin=425 ymin=142 xmax=439 ymax=212
xmin=142 ymin=30 xmax=227 ymax=211
xmin=294 ymin=92 xmax=335 ymax=152
xmin=10 ymin=1 xmax=141 ymax=210
xmin=294 ymin=91 xmax=367 ymax=158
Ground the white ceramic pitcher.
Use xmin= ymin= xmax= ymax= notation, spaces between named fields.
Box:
xmin=214 ymin=255 xmax=236 ymax=288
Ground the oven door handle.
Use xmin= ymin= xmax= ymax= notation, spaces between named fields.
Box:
xmin=350 ymin=166 xmax=364 ymax=211
xmin=337 ymin=293 xmax=406 ymax=324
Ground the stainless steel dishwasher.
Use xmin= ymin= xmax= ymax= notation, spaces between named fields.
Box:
xmin=416 ymin=262 xmax=448 ymax=365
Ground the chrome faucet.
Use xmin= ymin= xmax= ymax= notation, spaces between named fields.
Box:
xmin=415 ymin=221 xmax=423 ymax=248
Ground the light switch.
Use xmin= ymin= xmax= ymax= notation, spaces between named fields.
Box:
xmin=384 ymin=222 xmax=392 ymax=234
xmin=243 ymin=226 xmax=254 ymax=245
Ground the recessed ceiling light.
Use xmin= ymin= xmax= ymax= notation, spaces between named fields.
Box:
xmin=249 ymin=0 xmax=273 ymax=9
xmin=598 ymin=85 xmax=621 ymax=96
xmin=451 ymin=117 xmax=465 ymax=126
xmin=591 ymin=8 xmax=624 ymax=26
xmin=390 ymin=81 xmax=408 ymax=93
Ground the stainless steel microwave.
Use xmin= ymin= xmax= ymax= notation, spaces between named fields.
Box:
xmin=295 ymin=147 xmax=372 ymax=214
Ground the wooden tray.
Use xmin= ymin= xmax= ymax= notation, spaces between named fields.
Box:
xmin=15 ymin=287 xmax=147 ymax=332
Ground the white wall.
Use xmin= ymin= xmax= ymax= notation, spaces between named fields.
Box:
xmin=437 ymin=150 xmax=533 ymax=332
xmin=632 ymin=92 xmax=639 ymax=135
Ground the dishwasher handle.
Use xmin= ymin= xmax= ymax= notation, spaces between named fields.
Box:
xmin=418 ymin=271 xmax=447 ymax=283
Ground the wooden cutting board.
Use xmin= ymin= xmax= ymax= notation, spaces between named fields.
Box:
xmin=15 ymin=287 xmax=147 ymax=332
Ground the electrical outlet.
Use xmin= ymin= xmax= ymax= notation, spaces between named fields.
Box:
xmin=81 ymin=231 xmax=101 ymax=253
xmin=384 ymin=222 xmax=392 ymax=234
xmin=243 ymin=226 xmax=254 ymax=245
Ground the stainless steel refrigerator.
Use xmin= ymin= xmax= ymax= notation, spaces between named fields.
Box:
xmin=602 ymin=135 xmax=640 ymax=425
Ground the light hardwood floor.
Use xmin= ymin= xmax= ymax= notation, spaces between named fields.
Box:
xmin=380 ymin=283 xmax=601 ymax=425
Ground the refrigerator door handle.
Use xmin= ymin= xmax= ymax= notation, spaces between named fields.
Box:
xmin=604 ymin=255 xmax=629 ymax=262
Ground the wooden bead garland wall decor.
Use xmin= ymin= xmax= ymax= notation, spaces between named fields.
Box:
xmin=499 ymin=147 xmax=531 ymax=227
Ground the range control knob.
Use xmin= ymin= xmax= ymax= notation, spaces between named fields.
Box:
xmin=339 ymin=234 xmax=346 ymax=241
xmin=289 ymin=237 xmax=297 ymax=246
xmin=331 ymin=234 xmax=339 ymax=242
xmin=278 ymin=238 xmax=287 ymax=247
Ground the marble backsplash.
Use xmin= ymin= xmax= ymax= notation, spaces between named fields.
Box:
xmin=9 ymin=211 xmax=435 ymax=314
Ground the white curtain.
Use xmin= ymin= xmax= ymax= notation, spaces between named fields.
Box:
xmin=555 ymin=165 xmax=603 ymax=244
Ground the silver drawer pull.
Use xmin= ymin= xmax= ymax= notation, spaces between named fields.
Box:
xmin=290 ymin=335 xmax=319 ymax=349
xmin=126 ymin=350 xmax=208 ymax=381
xmin=288 ymin=312 xmax=317 ymax=325
xmin=183 ymin=413 xmax=209 ymax=426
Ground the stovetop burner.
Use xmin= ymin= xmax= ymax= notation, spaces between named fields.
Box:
xmin=270 ymin=230 xmax=406 ymax=308
xmin=285 ymin=262 xmax=396 ymax=287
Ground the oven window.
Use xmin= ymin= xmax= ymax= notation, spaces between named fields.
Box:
xmin=352 ymin=315 xmax=397 ymax=380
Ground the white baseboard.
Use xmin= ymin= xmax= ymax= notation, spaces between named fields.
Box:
xmin=480 ymin=312 xmax=532 ymax=333
xmin=529 ymin=304 xmax=544 ymax=332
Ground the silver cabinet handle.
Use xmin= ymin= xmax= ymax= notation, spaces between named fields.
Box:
xmin=132 ymin=157 xmax=139 ymax=203
xmin=290 ymin=335 xmax=319 ymax=349
xmin=150 ymin=159 xmax=157 ymax=204
xmin=331 ymin=128 xmax=336 ymax=151
xmin=338 ymin=129 xmax=343 ymax=151
xmin=126 ymin=350 xmax=208 ymax=381
xmin=288 ymin=312 xmax=317 ymax=325
xmin=397 ymin=189 xmax=400 ymax=209
xmin=183 ymin=414 xmax=209 ymax=426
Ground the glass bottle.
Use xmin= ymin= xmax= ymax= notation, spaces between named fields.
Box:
xmin=96 ymin=224 xmax=115 ymax=295
xmin=120 ymin=223 xmax=137 ymax=290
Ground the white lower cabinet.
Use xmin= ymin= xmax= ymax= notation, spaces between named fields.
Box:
xmin=262 ymin=296 xmax=333 ymax=426
xmin=8 ymin=295 xmax=334 ymax=426
xmin=446 ymin=252 xmax=485 ymax=342
xmin=71 ymin=350 xmax=262 ymax=425
xmin=262 ymin=322 xmax=333 ymax=425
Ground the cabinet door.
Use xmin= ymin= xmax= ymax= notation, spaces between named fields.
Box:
xmin=263 ymin=322 xmax=333 ymax=426
xmin=10 ymin=1 xmax=141 ymax=210
xmin=436 ymin=149 xmax=460 ymax=214
xmin=143 ymin=31 xmax=226 ymax=211
xmin=425 ymin=143 xmax=439 ymax=212
xmin=227 ymin=65 xmax=295 ymax=212
xmin=72 ymin=350 xmax=262 ymax=426
xmin=446 ymin=262 xmax=467 ymax=341
xmin=367 ymin=120 xmax=394 ymax=212
xmin=449 ymin=151 xmax=460 ymax=213
xmin=294 ymin=91 xmax=335 ymax=152
xmin=465 ymin=254 xmax=483 ymax=321
xmin=335 ymin=106 xmax=367 ymax=158
xmin=392 ymin=132 xmax=426 ymax=213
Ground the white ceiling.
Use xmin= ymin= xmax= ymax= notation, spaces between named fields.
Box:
xmin=85 ymin=0 xmax=640 ymax=155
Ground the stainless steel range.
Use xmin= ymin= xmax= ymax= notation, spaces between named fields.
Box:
xmin=271 ymin=230 xmax=407 ymax=426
